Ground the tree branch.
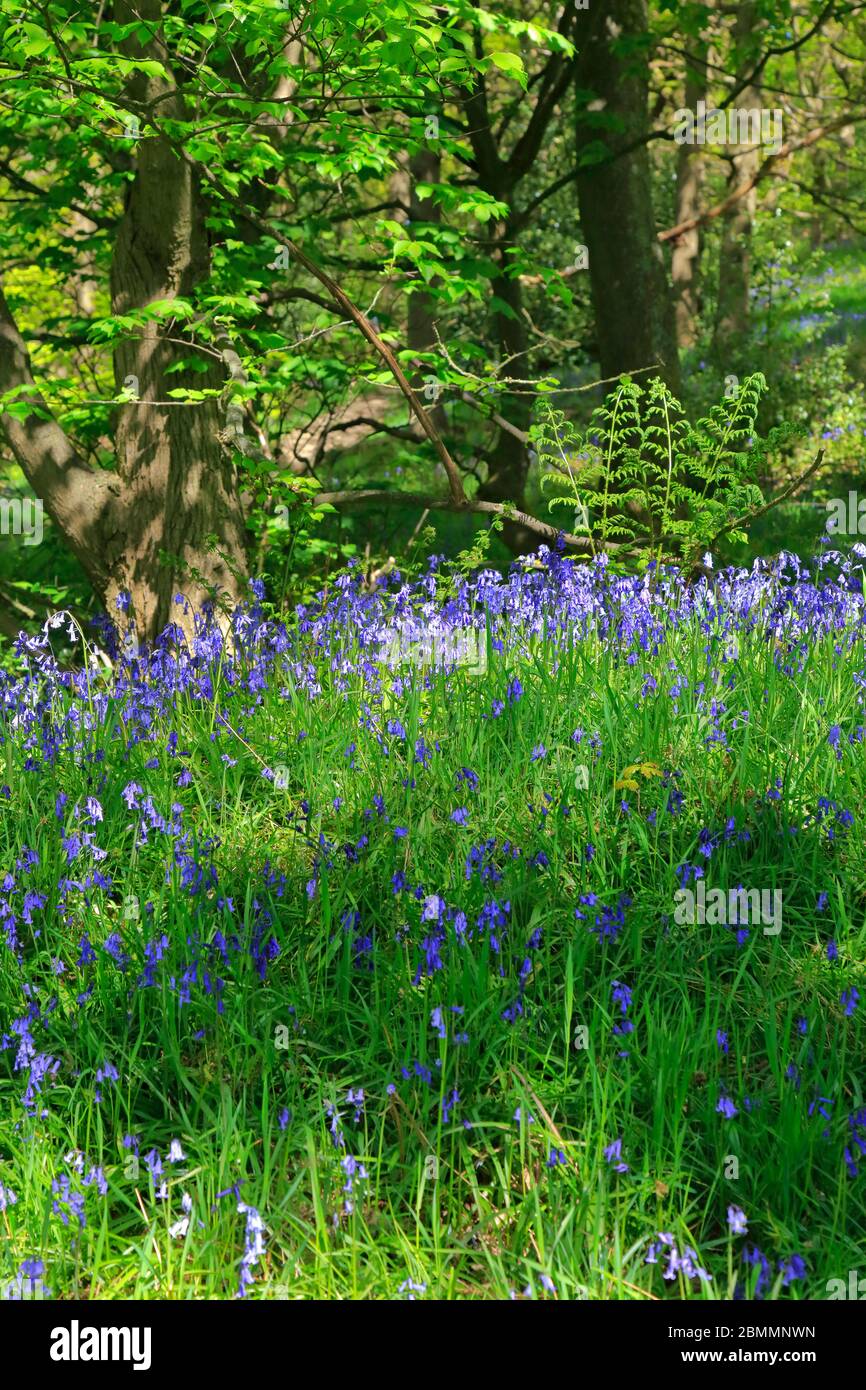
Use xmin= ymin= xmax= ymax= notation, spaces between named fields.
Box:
xmin=266 ymin=286 xmax=340 ymax=313
xmin=507 ymin=3 xmax=578 ymax=182
xmin=658 ymin=118 xmax=863 ymax=243
xmin=0 ymin=285 xmax=115 ymax=586
xmin=182 ymin=159 xmax=468 ymax=507
xmin=314 ymin=487 xmax=604 ymax=553
xmin=718 ymin=0 xmax=838 ymax=111
xmin=708 ymin=450 xmax=827 ymax=549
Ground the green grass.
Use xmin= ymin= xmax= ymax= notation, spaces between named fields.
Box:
xmin=0 ymin=568 xmax=864 ymax=1301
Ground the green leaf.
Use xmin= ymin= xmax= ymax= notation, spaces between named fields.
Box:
xmin=19 ymin=23 xmax=53 ymax=56
xmin=488 ymin=50 xmax=526 ymax=86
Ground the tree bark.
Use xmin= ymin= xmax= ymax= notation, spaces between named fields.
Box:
xmin=574 ymin=0 xmax=681 ymax=393
xmin=406 ymin=143 xmax=448 ymax=433
xmin=475 ymin=214 xmax=533 ymax=533
xmin=407 ymin=145 xmax=441 ymax=356
xmin=671 ymin=57 xmax=706 ymax=349
xmin=0 ymin=286 xmax=116 ymax=589
xmin=441 ymin=12 xmax=578 ymax=541
xmin=713 ymin=4 xmax=760 ymax=361
xmin=458 ymin=72 xmax=533 ymax=532
xmin=103 ymin=0 xmax=248 ymax=638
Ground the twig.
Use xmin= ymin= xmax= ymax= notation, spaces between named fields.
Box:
xmin=708 ymin=449 xmax=826 ymax=548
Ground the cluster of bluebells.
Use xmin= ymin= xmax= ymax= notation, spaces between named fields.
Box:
xmin=51 ymin=1151 xmax=108 ymax=1229
xmin=398 ymin=1278 xmax=427 ymax=1300
xmin=3 ymin=1259 xmax=50 ymax=1301
xmin=0 ymin=550 xmax=864 ymax=1299
xmin=430 ymin=1005 xmax=468 ymax=1048
xmin=844 ymin=1108 xmax=866 ymax=1177
xmin=575 ymin=892 xmax=633 ymax=944
xmin=725 ymin=1206 xmax=806 ymax=1299
xmin=645 ymin=1232 xmax=711 ymax=1283
xmin=322 ymin=1099 xmax=369 ymax=1220
xmin=340 ymin=1155 xmax=369 ymax=1217
xmin=737 ymin=1246 xmax=807 ymax=1300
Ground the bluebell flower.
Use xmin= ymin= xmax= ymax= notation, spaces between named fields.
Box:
xmin=727 ymin=1205 xmax=748 ymax=1235
xmin=442 ymin=1088 xmax=459 ymax=1122
xmin=741 ymin=1243 xmax=771 ymax=1298
xmin=236 ymin=1201 xmax=266 ymax=1297
xmin=603 ymin=1138 xmax=628 ymax=1173
xmin=398 ymin=1278 xmax=426 ymax=1300
xmin=144 ymin=1149 xmax=163 ymax=1178
xmin=778 ymin=1254 xmax=807 ymax=1286
xmin=842 ymin=987 xmax=860 ymax=1016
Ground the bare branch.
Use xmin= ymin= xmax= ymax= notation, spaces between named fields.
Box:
xmin=708 ymin=450 xmax=827 ymax=549
xmin=315 ymin=488 xmax=606 ymax=553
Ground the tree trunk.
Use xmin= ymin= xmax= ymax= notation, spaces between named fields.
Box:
xmin=713 ymin=4 xmax=760 ymax=361
xmin=574 ymin=0 xmax=680 ymax=393
xmin=476 ymin=216 xmax=533 ymax=529
xmin=407 ymin=144 xmax=447 ymax=433
xmin=0 ymin=0 xmax=249 ymax=647
xmin=455 ymin=55 xmax=535 ymax=538
xmin=103 ymin=0 xmax=248 ymax=638
xmin=671 ymin=58 xmax=706 ymax=349
xmin=453 ymin=18 xmax=578 ymax=544
xmin=407 ymin=146 xmax=441 ymax=356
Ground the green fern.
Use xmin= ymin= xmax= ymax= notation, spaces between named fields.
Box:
xmin=531 ymin=373 xmax=803 ymax=571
